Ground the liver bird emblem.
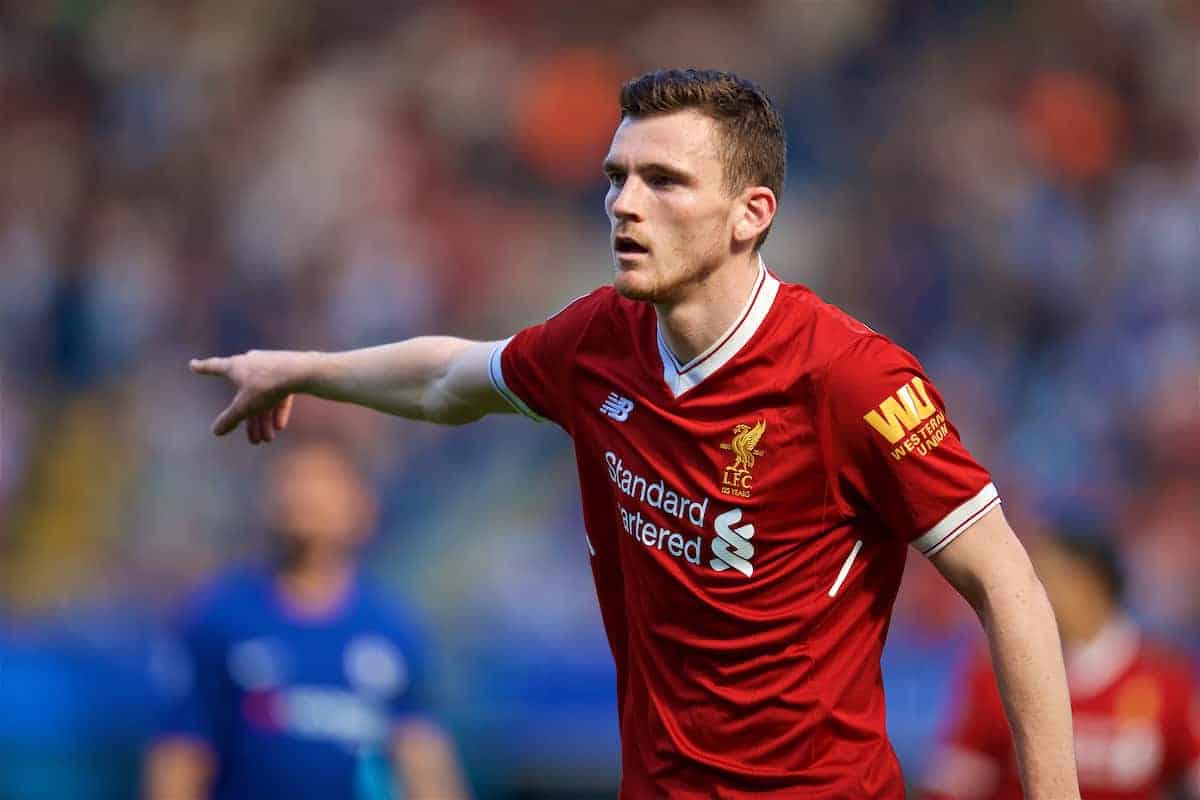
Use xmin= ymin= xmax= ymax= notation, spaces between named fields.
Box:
xmin=721 ymin=420 xmax=766 ymax=472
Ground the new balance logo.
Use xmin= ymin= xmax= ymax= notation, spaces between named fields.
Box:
xmin=599 ymin=392 xmax=635 ymax=422
xmin=710 ymin=508 xmax=755 ymax=577
xmin=863 ymin=377 xmax=937 ymax=444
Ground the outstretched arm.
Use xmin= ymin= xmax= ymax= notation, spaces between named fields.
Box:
xmin=931 ymin=507 xmax=1080 ymax=800
xmin=190 ymin=337 xmax=512 ymax=442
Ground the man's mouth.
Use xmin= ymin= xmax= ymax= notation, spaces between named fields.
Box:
xmin=614 ymin=235 xmax=649 ymax=255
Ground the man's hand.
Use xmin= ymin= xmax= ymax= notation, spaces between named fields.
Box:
xmin=190 ymin=350 xmax=308 ymax=443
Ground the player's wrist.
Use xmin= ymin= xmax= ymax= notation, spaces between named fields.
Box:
xmin=287 ymin=350 xmax=329 ymax=395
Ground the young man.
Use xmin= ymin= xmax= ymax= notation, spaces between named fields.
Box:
xmin=924 ymin=531 xmax=1200 ymax=800
xmin=144 ymin=437 xmax=469 ymax=800
xmin=192 ymin=70 xmax=1079 ymax=797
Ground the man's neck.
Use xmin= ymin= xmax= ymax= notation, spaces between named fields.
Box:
xmin=655 ymin=252 xmax=762 ymax=364
xmin=276 ymin=556 xmax=355 ymax=618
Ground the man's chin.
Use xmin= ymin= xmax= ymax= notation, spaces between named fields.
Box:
xmin=612 ymin=267 xmax=656 ymax=302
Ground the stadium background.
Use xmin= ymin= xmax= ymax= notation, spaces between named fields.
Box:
xmin=1 ymin=0 xmax=1198 ymax=797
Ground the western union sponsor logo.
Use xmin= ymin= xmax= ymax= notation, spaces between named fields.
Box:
xmin=864 ymin=377 xmax=937 ymax=444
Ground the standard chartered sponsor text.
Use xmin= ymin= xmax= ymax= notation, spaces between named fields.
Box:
xmin=605 ymin=451 xmax=709 ymax=525
xmin=605 ymin=450 xmax=711 ymax=569
xmin=616 ymin=502 xmax=703 ymax=564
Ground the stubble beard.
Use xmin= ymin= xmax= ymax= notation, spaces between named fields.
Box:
xmin=613 ymin=251 xmax=717 ymax=306
xmin=613 ymin=265 xmax=659 ymax=302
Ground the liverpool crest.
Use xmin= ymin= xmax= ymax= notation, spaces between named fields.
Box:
xmin=719 ymin=420 xmax=766 ymax=498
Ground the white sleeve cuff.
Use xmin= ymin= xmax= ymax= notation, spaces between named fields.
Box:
xmin=912 ymin=482 xmax=1001 ymax=557
xmin=487 ymin=338 xmax=547 ymax=423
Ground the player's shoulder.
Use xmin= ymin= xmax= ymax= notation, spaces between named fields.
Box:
xmin=541 ymin=282 xmax=653 ymax=353
xmin=180 ymin=564 xmax=269 ymax=630
xmin=527 ymin=284 xmax=641 ymax=349
xmin=771 ymin=281 xmax=919 ymax=385
xmin=351 ymin=576 xmax=429 ymax=644
xmin=350 ymin=573 xmax=406 ymax=619
xmin=544 ymin=284 xmax=622 ymax=324
xmin=774 ymin=281 xmax=872 ymax=332
xmin=775 ymin=281 xmax=886 ymax=356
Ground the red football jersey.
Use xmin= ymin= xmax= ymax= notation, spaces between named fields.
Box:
xmin=924 ymin=620 xmax=1200 ymax=800
xmin=489 ymin=265 xmax=998 ymax=797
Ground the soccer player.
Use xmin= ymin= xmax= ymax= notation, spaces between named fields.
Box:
xmin=144 ymin=436 xmax=469 ymax=800
xmin=191 ymin=69 xmax=1079 ymax=797
xmin=923 ymin=530 xmax=1200 ymax=800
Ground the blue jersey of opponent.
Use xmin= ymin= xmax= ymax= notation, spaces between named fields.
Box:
xmin=158 ymin=566 xmax=431 ymax=800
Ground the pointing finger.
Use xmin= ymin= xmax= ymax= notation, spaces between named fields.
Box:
xmin=190 ymin=357 xmax=231 ymax=377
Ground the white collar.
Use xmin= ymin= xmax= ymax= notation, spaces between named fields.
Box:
xmin=1066 ymin=615 xmax=1140 ymax=698
xmin=656 ymin=257 xmax=781 ymax=398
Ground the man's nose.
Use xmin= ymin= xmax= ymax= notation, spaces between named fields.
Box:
xmin=610 ymin=179 xmax=643 ymax=221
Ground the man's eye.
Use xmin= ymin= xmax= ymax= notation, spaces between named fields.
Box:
xmin=607 ymin=173 xmax=626 ymax=187
xmin=648 ymin=175 xmax=674 ymax=188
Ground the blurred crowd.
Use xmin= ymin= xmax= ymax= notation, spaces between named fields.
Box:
xmin=1 ymin=0 xmax=1198 ymax=796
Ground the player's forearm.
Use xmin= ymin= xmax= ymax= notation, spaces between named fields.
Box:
xmin=975 ymin=569 xmax=1079 ymax=799
xmin=143 ymin=739 xmax=215 ymax=800
xmin=393 ymin=720 xmax=472 ymax=800
xmin=298 ymin=337 xmax=486 ymax=424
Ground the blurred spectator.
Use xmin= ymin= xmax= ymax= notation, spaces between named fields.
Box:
xmin=922 ymin=529 xmax=1200 ymax=800
xmin=143 ymin=435 xmax=469 ymax=800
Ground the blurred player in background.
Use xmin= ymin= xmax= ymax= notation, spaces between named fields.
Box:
xmin=143 ymin=436 xmax=469 ymax=800
xmin=191 ymin=69 xmax=1079 ymax=797
xmin=923 ymin=529 xmax=1200 ymax=800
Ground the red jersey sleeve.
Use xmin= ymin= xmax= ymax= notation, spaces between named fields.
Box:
xmin=488 ymin=290 xmax=605 ymax=433
xmin=922 ymin=649 xmax=1011 ymax=800
xmin=822 ymin=335 xmax=999 ymax=556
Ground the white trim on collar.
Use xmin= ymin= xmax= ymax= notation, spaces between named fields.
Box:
xmin=657 ymin=258 xmax=780 ymax=398
xmin=1066 ymin=615 xmax=1140 ymax=699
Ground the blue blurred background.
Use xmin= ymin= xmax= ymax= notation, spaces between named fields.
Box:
xmin=1 ymin=0 xmax=1198 ymax=797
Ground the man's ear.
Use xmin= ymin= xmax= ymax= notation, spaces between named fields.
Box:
xmin=733 ymin=186 xmax=776 ymax=248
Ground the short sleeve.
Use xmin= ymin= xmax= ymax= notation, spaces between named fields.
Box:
xmin=488 ymin=289 xmax=606 ymax=432
xmin=822 ymin=335 xmax=999 ymax=556
xmin=922 ymin=649 xmax=1009 ymax=800
xmin=154 ymin=614 xmax=228 ymax=748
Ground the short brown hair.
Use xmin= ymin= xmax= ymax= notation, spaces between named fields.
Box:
xmin=619 ymin=69 xmax=786 ymax=249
